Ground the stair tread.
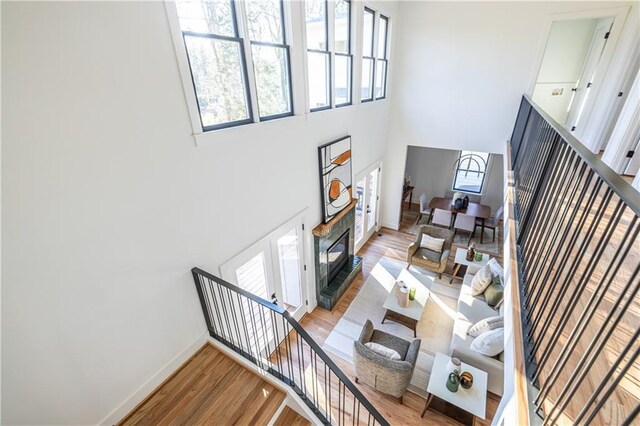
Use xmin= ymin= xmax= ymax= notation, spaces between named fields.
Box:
xmin=274 ymin=406 xmax=311 ymax=426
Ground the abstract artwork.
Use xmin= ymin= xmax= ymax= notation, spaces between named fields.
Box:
xmin=318 ymin=136 xmax=352 ymax=223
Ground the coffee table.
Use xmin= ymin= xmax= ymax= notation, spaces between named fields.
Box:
xmin=450 ymin=247 xmax=491 ymax=283
xmin=421 ymin=352 xmax=488 ymax=423
xmin=381 ymin=281 xmax=428 ymax=337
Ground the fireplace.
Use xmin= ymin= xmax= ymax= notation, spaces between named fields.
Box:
xmin=312 ymin=200 xmax=362 ymax=311
xmin=327 ymin=230 xmax=349 ymax=284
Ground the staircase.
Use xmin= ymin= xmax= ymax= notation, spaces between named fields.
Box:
xmin=119 ymin=343 xmax=310 ymax=425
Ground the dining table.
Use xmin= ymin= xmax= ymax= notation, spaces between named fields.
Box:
xmin=429 ymin=197 xmax=492 ymax=243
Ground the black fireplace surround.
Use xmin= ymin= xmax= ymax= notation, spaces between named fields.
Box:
xmin=327 ymin=230 xmax=349 ymax=284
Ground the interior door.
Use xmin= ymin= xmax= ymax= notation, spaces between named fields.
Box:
xmin=566 ymin=17 xmax=614 ymax=131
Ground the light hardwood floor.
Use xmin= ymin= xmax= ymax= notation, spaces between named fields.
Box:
xmin=119 ymin=344 xmax=286 ymax=425
xmin=297 ymin=203 xmax=502 ymax=425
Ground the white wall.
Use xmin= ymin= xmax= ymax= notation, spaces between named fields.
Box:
xmin=0 ymin=1 xmax=396 ymax=424
xmin=404 ymin=147 xmax=504 ymax=214
xmin=380 ymin=1 xmax=634 ymax=230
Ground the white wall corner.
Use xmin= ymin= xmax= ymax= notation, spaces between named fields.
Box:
xmin=98 ymin=331 xmax=209 ymax=425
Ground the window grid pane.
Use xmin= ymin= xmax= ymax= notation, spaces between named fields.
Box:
xmin=375 ymin=59 xmax=386 ymax=99
xmin=176 ymin=0 xmax=236 ymax=37
xmin=306 ymin=0 xmax=327 ymax=50
xmin=377 ymin=15 xmax=388 ymax=59
xmin=452 ymin=151 xmax=490 ymax=194
xmin=335 ymin=54 xmax=352 ymax=105
xmin=335 ymin=0 xmax=350 ymax=54
xmin=246 ymin=0 xmax=284 ymax=44
xmin=308 ymin=51 xmax=330 ymax=110
xmin=252 ymin=44 xmax=292 ymax=118
xmin=362 ymin=8 xmax=374 ymax=57
xmin=184 ymin=34 xmax=251 ymax=129
xmin=361 ymin=57 xmax=374 ymax=101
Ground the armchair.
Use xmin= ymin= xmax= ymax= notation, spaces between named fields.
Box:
xmin=353 ymin=320 xmax=421 ymax=403
xmin=406 ymin=225 xmax=454 ymax=278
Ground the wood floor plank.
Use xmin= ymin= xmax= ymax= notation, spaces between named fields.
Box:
xmin=119 ymin=343 xmax=285 ymax=426
xmin=273 ymin=406 xmax=311 ymax=426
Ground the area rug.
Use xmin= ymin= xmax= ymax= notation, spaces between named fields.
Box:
xmin=322 ymin=256 xmax=460 ymax=398
xmin=407 ymin=217 xmax=500 ymax=254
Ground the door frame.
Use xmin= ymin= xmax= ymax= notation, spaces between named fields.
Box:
xmin=526 ymin=6 xmax=630 ymax=136
xmin=354 ymin=159 xmax=383 ymax=253
xmin=219 ymin=209 xmax=310 ymax=321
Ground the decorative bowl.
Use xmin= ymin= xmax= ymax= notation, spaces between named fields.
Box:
xmin=460 ymin=371 xmax=474 ymax=389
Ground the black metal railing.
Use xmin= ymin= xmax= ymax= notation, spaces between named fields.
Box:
xmin=191 ymin=267 xmax=389 ymax=426
xmin=509 ymin=95 xmax=640 ymax=425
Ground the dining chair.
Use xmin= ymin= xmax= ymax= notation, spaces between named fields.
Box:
xmin=475 ymin=206 xmax=503 ymax=242
xmin=432 ymin=208 xmax=453 ymax=229
xmin=454 ymin=213 xmax=477 ymax=244
xmin=416 ymin=193 xmax=433 ymax=225
xmin=466 ymin=194 xmax=481 ymax=204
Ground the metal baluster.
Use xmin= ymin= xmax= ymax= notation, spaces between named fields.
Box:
xmin=577 ymin=331 xmax=640 ymax=424
xmin=532 ymin=218 xmax=639 ymax=391
xmin=543 ymin=267 xmax=640 ymax=424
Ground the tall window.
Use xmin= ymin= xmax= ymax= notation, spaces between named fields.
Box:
xmin=375 ymin=14 xmax=388 ymax=99
xmin=361 ymin=7 xmax=375 ymax=102
xmin=452 ymin=151 xmax=490 ymax=194
xmin=306 ymin=0 xmax=330 ymax=111
xmin=246 ymin=0 xmax=293 ymax=119
xmin=334 ymin=0 xmax=352 ymax=106
xmin=175 ymin=0 xmax=293 ymax=131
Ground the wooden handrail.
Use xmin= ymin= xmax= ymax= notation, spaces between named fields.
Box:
xmin=505 ymin=141 xmax=531 ymax=426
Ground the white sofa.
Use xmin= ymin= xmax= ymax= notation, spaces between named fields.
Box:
xmin=449 ymin=266 xmax=504 ymax=396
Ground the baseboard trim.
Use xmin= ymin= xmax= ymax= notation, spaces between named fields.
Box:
xmin=99 ymin=331 xmax=209 ymax=425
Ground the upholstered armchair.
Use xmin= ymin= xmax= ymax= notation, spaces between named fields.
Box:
xmin=406 ymin=225 xmax=454 ymax=278
xmin=353 ymin=320 xmax=421 ymax=403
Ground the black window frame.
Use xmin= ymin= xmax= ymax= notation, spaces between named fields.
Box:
xmin=334 ymin=0 xmax=353 ymax=108
xmin=452 ymin=151 xmax=490 ymax=195
xmin=306 ymin=0 xmax=332 ymax=112
xmin=247 ymin=0 xmax=295 ymax=121
xmin=180 ymin=0 xmax=254 ymax=132
xmin=361 ymin=6 xmax=376 ymax=103
xmin=375 ymin=14 xmax=388 ymax=100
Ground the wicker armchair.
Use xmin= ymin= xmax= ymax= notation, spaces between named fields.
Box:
xmin=406 ymin=225 xmax=454 ymax=278
xmin=353 ymin=320 xmax=421 ymax=403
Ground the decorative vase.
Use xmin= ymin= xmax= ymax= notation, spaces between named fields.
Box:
xmin=474 ymin=252 xmax=483 ymax=262
xmin=409 ymin=287 xmax=416 ymax=301
xmin=463 ymin=195 xmax=469 ymax=208
xmin=460 ymin=371 xmax=474 ymax=389
xmin=447 ymin=357 xmax=461 ymax=375
xmin=466 ymin=245 xmax=475 ymax=261
xmin=446 ymin=372 xmax=460 ymax=393
xmin=397 ymin=284 xmax=410 ymax=308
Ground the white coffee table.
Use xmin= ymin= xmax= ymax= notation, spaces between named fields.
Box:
xmin=381 ymin=281 xmax=429 ymax=337
xmin=421 ymin=352 xmax=488 ymax=422
xmin=450 ymin=247 xmax=491 ymax=283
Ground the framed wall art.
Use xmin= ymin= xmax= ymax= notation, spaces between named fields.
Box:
xmin=318 ymin=136 xmax=352 ymax=223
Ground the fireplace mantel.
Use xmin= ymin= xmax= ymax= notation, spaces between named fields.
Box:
xmin=312 ymin=199 xmax=358 ymax=237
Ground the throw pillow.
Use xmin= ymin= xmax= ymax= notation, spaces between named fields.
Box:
xmin=487 ymin=258 xmax=504 ymax=280
xmin=471 ymin=264 xmax=493 ymax=296
xmin=484 ymin=278 xmax=504 ymax=309
xmin=468 ymin=316 xmax=504 ymax=337
xmin=364 ymin=342 xmax=402 ymax=360
xmin=420 ymin=234 xmax=445 ymax=253
xmin=470 ymin=328 xmax=504 ymax=357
